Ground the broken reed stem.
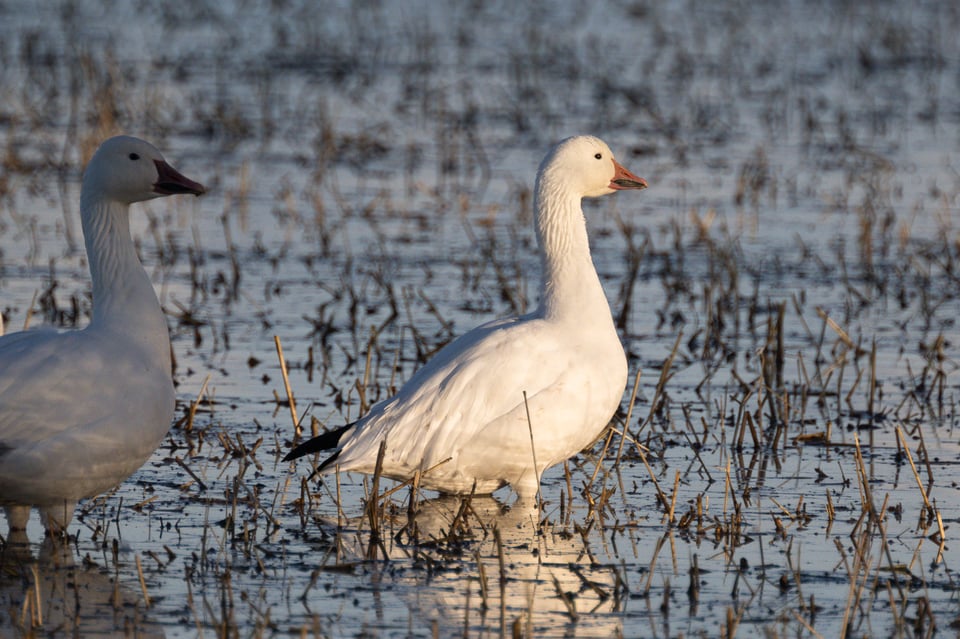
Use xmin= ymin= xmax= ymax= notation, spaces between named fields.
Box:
xmin=639 ymin=447 xmax=669 ymax=511
xmin=667 ymin=470 xmax=681 ymax=525
xmin=614 ymin=368 xmax=643 ymax=466
xmin=553 ymin=573 xmax=578 ymax=620
xmin=135 ymin=553 xmax=152 ymax=607
xmin=475 ymin=549 xmax=489 ymax=611
xmin=638 ymin=332 xmax=683 ymax=440
xmin=360 ymin=326 xmax=377 ymax=414
xmin=185 ymin=374 xmax=211 ymax=432
xmin=365 ymin=438 xmax=388 ymax=560
xmin=723 ymin=459 xmax=731 ymax=516
xmin=335 ymin=470 xmax=344 ymax=529
xmin=30 ymin=563 xmax=42 ymax=626
xmin=175 ymin=456 xmax=208 ymax=491
xmin=522 ymin=391 xmax=542 ymax=509
xmin=840 ymin=526 xmax=875 ymax=639
xmin=378 ymin=456 xmax=451 ymax=500
xmin=816 ymin=306 xmax=858 ymax=353
xmin=895 ymin=426 xmax=933 ymax=513
xmin=852 ymin=434 xmax=906 ymax=602
xmin=895 ymin=425 xmax=944 ymax=544
xmin=792 ymin=608 xmax=826 ymax=639
xmin=587 ymin=428 xmax=616 ymax=488
xmin=644 ymin=532 xmax=669 ymax=594
xmin=274 ymin=335 xmax=300 ymax=437
xmin=868 ymin=339 xmax=877 ymax=418
xmin=23 ymin=290 xmax=38 ymax=331
xmin=494 ymin=525 xmax=506 ymax=596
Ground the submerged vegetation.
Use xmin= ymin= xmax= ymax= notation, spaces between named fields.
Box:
xmin=0 ymin=0 xmax=958 ymax=636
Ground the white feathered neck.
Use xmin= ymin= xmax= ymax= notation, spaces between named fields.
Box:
xmin=80 ymin=174 xmax=171 ymax=366
xmin=534 ymin=155 xmax=610 ymax=323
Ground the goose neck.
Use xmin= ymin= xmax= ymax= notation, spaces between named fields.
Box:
xmin=534 ymin=180 xmax=608 ymax=322
xmin=80 ymin=195 xmax=169 ymax=355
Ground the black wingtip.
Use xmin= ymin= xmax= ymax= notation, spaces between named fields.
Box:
xmin=283 ymin=423 xmax=354 ymax=462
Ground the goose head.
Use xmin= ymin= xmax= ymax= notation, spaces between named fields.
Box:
xmin=82 ymin=135 xmax=206 ymax=204
xmin=538 ymin=135 xmax=647 ymax=199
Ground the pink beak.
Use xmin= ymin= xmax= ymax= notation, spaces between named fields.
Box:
xmin=609 ymin=159 xmax=648 ymax=190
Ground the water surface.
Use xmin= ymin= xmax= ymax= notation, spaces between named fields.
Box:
xmin=1 ymin=1 xmax=958 ymax=637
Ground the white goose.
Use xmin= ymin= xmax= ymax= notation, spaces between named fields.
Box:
xmin=0 ymin=136 xmax=205 ymax=538
xmin=285 ymin=135 xmax=647 ymax=500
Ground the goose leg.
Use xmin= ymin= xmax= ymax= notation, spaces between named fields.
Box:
xmin=40 ymin=501 xmax=76 ymax=537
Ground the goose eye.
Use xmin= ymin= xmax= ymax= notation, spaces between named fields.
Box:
xmin=129 ymin=153 xmax=140 ymax=161
xmin=594 ymin=153 xmax=602 ymax=160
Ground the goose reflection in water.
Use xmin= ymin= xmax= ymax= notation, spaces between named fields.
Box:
xmin=0 ymin=537 xmax=164 ymax=638
xmin=304 ymin=494 xmax=623 ymax=637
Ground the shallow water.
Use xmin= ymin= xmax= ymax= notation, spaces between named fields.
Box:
xmin=1 ymin=0 xmax=959 ymax=637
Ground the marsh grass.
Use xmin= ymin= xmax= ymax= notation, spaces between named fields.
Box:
xmin=1 ymin=1 xmax=959 ymax=637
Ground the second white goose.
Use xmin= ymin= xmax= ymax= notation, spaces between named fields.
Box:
xmin=0 ymin=136 xmax=205 ymax=539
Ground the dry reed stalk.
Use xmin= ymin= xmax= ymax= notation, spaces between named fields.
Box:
xmin=894 ymin=426 xmax=933 ymax=519
xmin=563 ymin=462 xmax=574 ymax=527
xmin=474 ymin=548 xmax=489 ymax=611
xmin=722 ymin=459 xmax=732 ymax=516
xmin=335 ymin=470 xmax=345 ymax=530
xmin=378 ymin=456 xmax=451 ymax=501
xmin=734 ymin=398 xmax=748 ymax=451
xmin=364 ymin=439 xmax=388 ymax=560
xmin=743 ymin=411 xmax=760 ymax=450
xmin=868 ymin=339 xmax=877 ymax=417
xmin=839 ymin=528 xmax=873 ymax=639
xmin=687 ymin=554 xmax=700 ymax=607
xmin=682 ymin=430 xmax=714 ymax=482
xmin=643 ymin=532 xmax=669 ymax=595
xmin=492 ymin=525 xmax=507 ymax=635
xmin=586 ymin=428 xmax=617 ymax=495
xmin=785 ymin=539 xmax=806 ymax=612
xmin=29 ymin=562 xmax=42 ymax=627
xmin=522 ymin=390 xmax=542 ymax=509
xmin=144 ymin=550 xmax=164 ymax=569
xmin=21 ymin=290 xmax=38 ymax=331
xmin=357 ymin=326 xmax=377 ymax=414
xmin=636 ymin=332 xmax=683 ymax=440
xmin=184 ymin=374 xmax=211 ymax=432
xmin=825 ymin=489 xmax=835 ymax=533
xmin=791 ymin=608 xmax=825 ymax=639
xmin=639 ymin=447 xmax=669 ymax=511
xmin=852 ymin=434 xmax=906 ymax=603
xmin=666 ymin=470 xmax=681 ymax=525
xmin=175 ymin=456 xmax=207 ymax=491
xmin=844 ymin=366 xmax=864 ymax=407
xmin=910 ymin=420 xmax=936 ymax=489
xmin=135 ymin=553 xmax=152 ymax=607
xmin=447 ymin=491 xmax=477 ymax=539
xmin=132 ymin=495 xmax=158 ymax=511
xmin=461 ymin=580 xmax=472 ymax=637
xmin=815 ymin=306 xmax=861 ymax=354
xmin=614 ymin=369 xmax=643 ymax=465
xmin=274 ymin=335 xmax=301 ymax=436
xmin=552 ymin=573 xmax=578 ymax=620
xmin=401 ymin=468 xmax=423 ymax=539
xmin=724 ymin=604 xmax=740 ymax=639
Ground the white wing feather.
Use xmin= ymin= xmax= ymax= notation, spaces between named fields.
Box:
xmin=333 ymin=314 xmax=626 ymax=494
xmin=0 ymin=327 xmax=174 ymax=503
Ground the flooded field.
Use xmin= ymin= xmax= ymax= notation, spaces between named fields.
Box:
xmin=1 ymin=0 xmax=958 ymax=637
